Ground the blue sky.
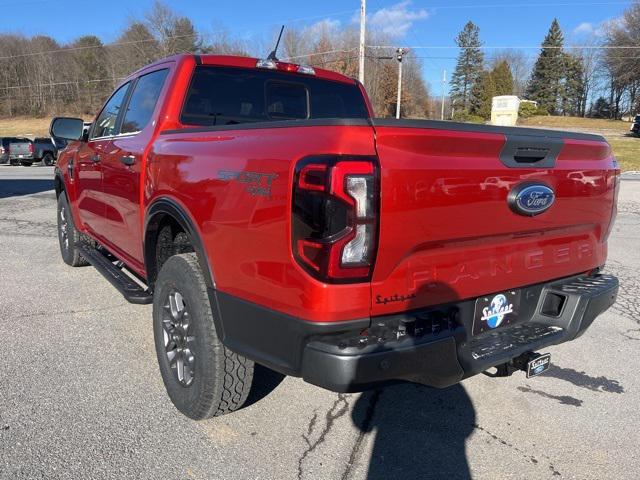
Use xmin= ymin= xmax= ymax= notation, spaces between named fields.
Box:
xmin=0 ymin=0 xmax=632 ymax=92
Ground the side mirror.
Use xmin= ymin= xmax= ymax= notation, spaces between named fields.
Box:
xmin=50 ymin=117 xmax=85 ymax=141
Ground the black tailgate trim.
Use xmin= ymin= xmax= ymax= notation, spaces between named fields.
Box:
xmin=371 ymin=118 xmax=606 ymax=142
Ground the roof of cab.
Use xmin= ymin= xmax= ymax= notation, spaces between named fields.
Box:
xmin=130 ymin=53 xmax=358 ymax=86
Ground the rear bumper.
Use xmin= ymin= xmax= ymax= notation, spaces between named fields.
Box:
xmin=213 ymin=273 xmax=618 ymax=393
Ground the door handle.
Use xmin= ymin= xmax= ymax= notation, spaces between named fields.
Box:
xmin=120 ymin=155 xmax=136 ymax=166
xmin=91 ymin=154 xmax=101 ymax=163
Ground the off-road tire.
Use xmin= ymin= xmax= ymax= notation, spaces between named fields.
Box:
xmin=57 ymin=194 xmax=89 ymax=267
xmin=153 ymin=253 xmax=254 ymax=419
xmin=42 ymin=153 xmax=54 ymax=166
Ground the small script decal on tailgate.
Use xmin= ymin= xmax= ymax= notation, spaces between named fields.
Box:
xmin=218 ymin=170 xmax=278 ymax=197
xmin=376 ymin=293 xmax=417 ymax=305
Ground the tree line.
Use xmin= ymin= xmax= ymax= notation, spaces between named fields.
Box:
xmin=450 ymin=0 xmax=640 ymax=121
xmin=0 ymin=1 xmax=432 ymax=120
xmin=2 ymin=1 xmax=638 ymax=122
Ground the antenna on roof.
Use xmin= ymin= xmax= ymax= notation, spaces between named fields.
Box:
xmin=267 ymin=25 xmax=285 ymax=61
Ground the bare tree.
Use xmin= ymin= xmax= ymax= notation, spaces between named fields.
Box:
xmin=0 ymin=2 xmax=433 ymax=119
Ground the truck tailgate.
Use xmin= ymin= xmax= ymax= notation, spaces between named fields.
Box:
xmin=9 ymin=141 xmax=32 ymax=157
xmin=371 ymin=120 xmax=618 ymax=316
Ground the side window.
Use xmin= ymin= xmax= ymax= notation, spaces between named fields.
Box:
xmin=90 ymin=82 xmax=130 ymax=139
xmin=121 ymin=69 xmax=169 ymax=135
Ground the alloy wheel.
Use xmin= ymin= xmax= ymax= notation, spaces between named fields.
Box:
xmin=162 ymin=291 xmax=196 ymax=387
xmin=59 ymin=205 xmax=69 ymax=251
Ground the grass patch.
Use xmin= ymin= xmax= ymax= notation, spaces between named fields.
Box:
xmin=519 ymin=116 xmax=639 ymax=171
xmin=607 ymin=137 xmax=640 ymax=171
xmin=0 ymin=115 xmax=87 ymax=137
xmin=519 ymin=115 xmax=631 ymax=134
xmin=0 ymin=117 xmax=53 ymax=137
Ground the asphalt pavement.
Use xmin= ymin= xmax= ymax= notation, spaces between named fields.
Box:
xmin=1 ymin=165 xmax=639 ymax=480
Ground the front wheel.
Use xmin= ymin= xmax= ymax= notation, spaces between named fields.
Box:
xmin=42 ymin=153 xmax=54 ymax=166
xmin=153 ymin=253 xmax=254 ymax=419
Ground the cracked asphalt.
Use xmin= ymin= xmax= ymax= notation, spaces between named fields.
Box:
xmin=1 ymin=165 xmax=639 ymax=480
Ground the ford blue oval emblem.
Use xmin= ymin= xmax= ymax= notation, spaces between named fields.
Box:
xmin=508 ymin=183 xmax=555 ymax=216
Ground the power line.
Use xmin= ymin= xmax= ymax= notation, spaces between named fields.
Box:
xmin=283 ymin=48 xmax=358 ymax=62
xmin=1 ymin=77 xmax=126 ymax=91
xmin=0 ymin=4 xmax=362 ymax=62
xmin=410 ymin=54 xmax=640 ymax=60
xmin=0 ymin=33 xmax=207 ymax=61
xmin=368 ymin=44 xmax=640 ymax=50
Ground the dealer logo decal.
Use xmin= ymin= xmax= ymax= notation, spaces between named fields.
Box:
xmin=480 ymin=294 xmax=513 ymax=328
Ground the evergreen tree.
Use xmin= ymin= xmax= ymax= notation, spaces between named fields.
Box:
xmin=527 ymin=19 xmax=566 ymax=114
xmin=450 ymin=21 xmax=484 ymax=112
xmin=167 ymin=17 xmax=202 ymax=54
xmin=491 ymin=61 xmax=514 ymax=97
xmin=563 ymin=54 xmax=586 ymax=116
xmin=590 ymin=97 xmax=611 ymax=118
xmin=470 ymin=70 xmax=496 ymax=119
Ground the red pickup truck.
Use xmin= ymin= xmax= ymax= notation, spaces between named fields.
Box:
xmin=51 ymin=54 xmax=619 ymax=420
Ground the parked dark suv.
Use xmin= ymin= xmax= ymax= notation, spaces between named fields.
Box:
xmin=0 ymin=137 xmax=30 ymax=164
xmin=631 ymin=115 xmax=640 ymax=136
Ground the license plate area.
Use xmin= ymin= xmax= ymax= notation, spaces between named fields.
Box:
xmin=472 ymin=290 xmax=521 ymax=335
xmin=526 ymin=353 xmax=551 ymax=378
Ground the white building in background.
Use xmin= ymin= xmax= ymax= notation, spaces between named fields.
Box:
xmin=491 ymin=95 xmax=521 ymax=126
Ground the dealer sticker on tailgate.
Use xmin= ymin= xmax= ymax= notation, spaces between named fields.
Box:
xmin=472 ymin=290 xmax=521 ymax=335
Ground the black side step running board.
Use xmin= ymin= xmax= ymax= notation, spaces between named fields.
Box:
xmin=77 ymin=242 xmax=153 ymax=305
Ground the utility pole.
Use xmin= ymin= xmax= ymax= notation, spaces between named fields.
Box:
xmin=358 ymin=0 xmax=366 ymax=84
xmin=441 ymin=69 xmax=446 ymax=120
xmin=396 ymin=48 xmax=407 ymax=119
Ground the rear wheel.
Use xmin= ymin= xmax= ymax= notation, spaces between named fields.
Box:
xmin=42 ymin=153 xmax=54 ymax=166
xmin=153 ymin=253 xmax=254 ymax=419
xmin=20 ymin=161 xmax=32 ymax=167
xmin=57 ymin=194 xmax=89 ymax=267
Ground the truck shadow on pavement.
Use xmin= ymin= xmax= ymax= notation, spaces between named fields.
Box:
xmin=0 ymin=179 xmax=54 ymax=198
xmin=349 ymin=383 xmax=474 ymax=480
xmin=348 ymin=282 xmax=474 ymax=480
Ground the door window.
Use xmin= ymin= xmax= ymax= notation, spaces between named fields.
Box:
xmin=90 ymin=82 xmax=130 ymax=139
xmin=121 ymin=69 xmax=169 ymax=135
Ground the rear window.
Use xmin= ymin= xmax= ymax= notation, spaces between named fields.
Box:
xmin=2 ymin=138 xmax=24 ymax=146
xmin=181 ymin=66 xmax=369 ymax=126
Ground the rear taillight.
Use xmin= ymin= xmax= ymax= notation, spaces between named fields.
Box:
xmin=292 ymin=156 xmax=379 ymax=283
xmin=605 ymin=170 xmax=621 ymax=241
xmin=28 ymin=143 xmax=34 ymax=153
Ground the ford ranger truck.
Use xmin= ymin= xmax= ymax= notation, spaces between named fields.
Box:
xmin=50 ymin=54 xmax=619 ymax=420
